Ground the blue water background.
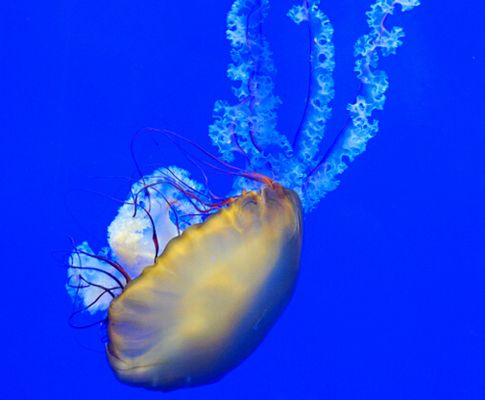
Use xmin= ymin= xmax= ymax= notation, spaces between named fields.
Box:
xmin=1 ymin=0 xmax=484 ymax=398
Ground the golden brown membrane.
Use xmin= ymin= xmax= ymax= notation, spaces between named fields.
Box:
xmin=107 ymin=184 xmax=303 ymax=391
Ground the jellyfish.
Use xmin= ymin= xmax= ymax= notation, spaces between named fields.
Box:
xmin=66 ymin=0 xmax=420 ymax=391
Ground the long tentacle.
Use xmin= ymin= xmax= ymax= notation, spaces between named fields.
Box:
xmin=289 ymin=0 xmax=335 ymax=170
xmin=209 ymin=0 xmax=291 ymax=173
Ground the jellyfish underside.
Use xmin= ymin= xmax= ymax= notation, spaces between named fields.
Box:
xmin=107 ymin=184 xmax=303 ymax=390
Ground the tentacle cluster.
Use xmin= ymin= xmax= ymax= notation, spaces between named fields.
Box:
xmin=303 ymin=0 xmax=420 ymax=209
xmin=210 ymin=0 xmax=420 ymax=211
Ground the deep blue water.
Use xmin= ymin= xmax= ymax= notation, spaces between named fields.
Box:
xmin=1 ymin=0 xmax=484 ymax=398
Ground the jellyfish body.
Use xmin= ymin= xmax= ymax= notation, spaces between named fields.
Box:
xmin=66 ymin=0 xmax=420 ymax=391
xmin=106 ymin=184 xmax=302 ymax=390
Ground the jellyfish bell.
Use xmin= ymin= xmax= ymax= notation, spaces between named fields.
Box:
xmin=66 ymin=128 xmax=304 ymax=390
xmin=107 ymin=182 xmax=303 ymax=390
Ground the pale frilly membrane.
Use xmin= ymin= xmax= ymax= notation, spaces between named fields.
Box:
xmin=67 ymin=167 xmax=206 ymax=315
xmin=67 ymin=242 xmax=123 ymax=315
xmin=108 ymin=166 xmax=205 ymax=277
